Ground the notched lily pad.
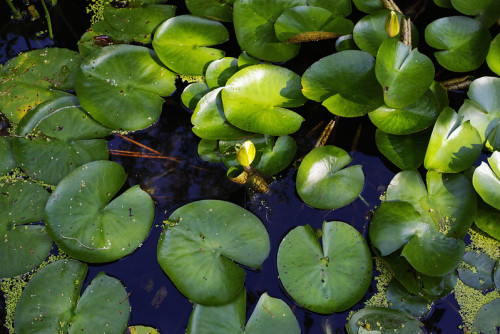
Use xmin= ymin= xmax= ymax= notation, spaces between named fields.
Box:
xmin=186 ymin=0 xmax=233 ymax=22
xmin=346 ymin=307 xmax=425 ymax=333
xmin=473 ymin=151 xmax=500 ymax=210
xmin=458 ymin=251 xmax=496 ymax=290
xmin=472 ymin=299 xmax=500 ymax=334
xmin=181 ymin=82 xmax=211 ymax=111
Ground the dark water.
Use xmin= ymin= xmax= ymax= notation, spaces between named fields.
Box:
xmin=0 ymin=0 xmax=478 ymax=332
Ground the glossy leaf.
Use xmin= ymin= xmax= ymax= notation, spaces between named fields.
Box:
xmin=181 ymin=82 xmax=210 ymax=111
xmin=45 ymin=160 xmax=155 ymax=262
xmin=346 ymin=307 xmax=424 ymax=333
xmin=487 ymin=33 xmax=500 ymax=76
xmin=186 ymin=0 xmax=233 ymax=22
xmin=104 ymin=4 xmax=176 ymax=35
xmin=450 ymin=0 xmax=500 ymax=27
xmin=352 ymin=0 xmax=383 ymax=13
xmin=473 ymin=152 xmax=500 ymax=210
xmin=198 ymin=139 xmax=221 ymax=163
xmin=307 ymin=0 xmax=351 ymax=16
xmin=425 ymin=16 xmax=491 ymax=72
xmin=475 ymin=198 xmax=500 ymax=240
xmin=458 ymin=251 xmax=496 ymax=290
xmin=253 ymin=135 xmax=297 ymax=175
xmin=278 ymin=221 xmax=372 ymax=313
xmin=386 ymin=279 xmax=431 ymax=317
xmin=205 ymin=57 xmax=239 ymax=89
xmin=76 ymin=44 xmax=177 ymax=130
xmin=0 ymin=137 xmax=16 ymax=175
xmin=126 ymin=326 xmax=160 ymax=334
xmin=157 ymin=200 xmax=270 ymax=305
xmin=153 ymin=15 xmax=228 ymax=75
xmin=296 ymin=145 xmax=364 ymax=210
xmin=472 ymin=299 xmax=500 ymax=334
xmin=222 ymin=64 xmax=306 ymax=135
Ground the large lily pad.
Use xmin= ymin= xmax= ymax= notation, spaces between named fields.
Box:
xmin=187 ymin=291 xmax=300 ymax=333
xmin=153 ymin=15 xmax=229 ymax=76
xmin=375 ymin=37 xmax=434 ymax=109
xmin=458 ymin=251 xmax=496 ymax=290
xmin=451 ymin=0 xmax=500 ymax=27
xmin=425 ymin=16 xmax=491 ymax=72
xmin=278 ymin=221 xmax=372 ymax=313
xmin=473 ymin=151 xmax=500 ymax=210
xmin=0 ymin=137 xmax=16 ymax=175
xmin=424 ymin=107 xmax=482 ymax=173
xmin=0 ymin=179 xmax=52 ymax=278
xmin=222 ymin=64 xmax=306 ymax=136
xmin=75 ymin=44 xmax=177 ymax=131
xmin=487 ymin=33 xmax=500 ymax=76
xmin=45 ymin=160 xmax=155 ymax=262
xmin=157 ymin=200 xmax=270 ymax=306
xmin=296 ymin=145 xmax=364 ymax=210
xmin=346 ymin=307 xmax=425 ymax=333
xmin=233 ymin=0 xmax=305 ymax=62
xmin=186 ymin=0 xmax=233 ymax=22
xmin=14 ymin=259 xmax=130 ymax=333
xmin=301 ymin=50 xmax=383 ymax=117
xmin=472 ymin=299 xmax=500 ymax=334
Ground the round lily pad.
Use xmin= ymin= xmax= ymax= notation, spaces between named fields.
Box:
xmin=186 ymin=0 xmax=233 ymax=22
xmin=153 ymin=15 xmax=229 ymax=76
xmin=277 ymin=221 xmax=372 ymax=313
xmin=14 ymin=259 xmax=130 ymax=333
xmin=425 ymin=16 xmax=491 ymax=72
xmin=0 ymin=137 xmax=16 ymax=176
xmin=157 ymin=200 xmax=270 ymax=306
xmin=487 ymin=33 xmax=500 ymax=76
xmin=222 ymin=64 xmax=307 ymax=136
xmin=472 ymin=299 xmax=500 ymax=334
xmin=75 ymin=44 xmax=177 ymax=131
xmin=346 ymin=307 xmax=425 ymax=334
xmin=45 ymin=160 xmax=155 ymax=263
xmin=296 ymin=145 xmax=364 ymax=210
xmin=473 ymin=151 xmax=500 ymax=210
xmin=253 ymin=135 xmax=297 ymax=175
xmin=458 ymin=251 xmax=496 ymax=290
xmin=386 ymin=279 xmax=431 ymax=317
xmin=0 ymin=179 xmax=52 ymax=278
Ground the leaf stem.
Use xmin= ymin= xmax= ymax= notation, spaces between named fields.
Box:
xmin=40 ymin=0 xmax=53 ymax=39
xmin=5 ymin=0 xmax=23 ymax=20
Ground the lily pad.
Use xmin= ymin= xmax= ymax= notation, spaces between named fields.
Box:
xmin=153 ymin=15 xmax=229 ymax=75
xmin=198 ymin=139 xmax=221 ymax=163
xmin=450 ymin=0 xmax=500 ymax=27
xmin=487 ymin=33 xmax=500 ymax=76
xmin=14 ymin=259 xmax=130 ymax=333
xmin=0 ymin=137 xmax=16 ymax=175
xmin=12 ymin=137 xmax=109 ymax=186
xmin=274 ymin=6 xmax=353 ymax=43
xmin=186 ymin=0 xmax=233 ymax=22
xmin=278 ymin=221 xmax=372 ymax=313
xmin=346 ymin=307 xmax=425 ymax=334
xmin=301 ymin=50 xmax=383 ymax=117
xmin=425 ymin=16 xmax=491 ymax=72
xmin=473 ymin=152 xmax=500 ymax=210
xmin=126 ymin=326 xmax=160 ymax=334
xmin=386 ymin=279 xmax=431 ymax=317
xmin=472 ymin=299 xmax=500 ymax=334
xmin=205 ymin=57 xmax=239 ymax=89
xmin=308 ymin=0 xmax=351 ymax=15
xmin=157 ymin=200 xmax=270 ymax=306
xmin=296 ymin=145 xmax=364 ymax=210
xmin=222 ymin=64 xmax=306 ymax=136
xmin=187 ymin=291 xmax=300 ymax=333
xmin=375 ymin=37 xmax=435 ymax=109
xmin=233 ymin=0 xmax=305 ymax=62
xmin=495 ymin=261 xmax=500 ymax=290
xmin=45 ymin=160 xmax=155 ymax=262
xmin=0 ymin=179 xmax=52 ymax=278
xmin=423 ymin=107 xmax=482 ymax=173
xmin=181 ymin=82 xmax=211 ymax=111
xmin=458 ymin=251 xmax=496 ymax=290
xmin=76 ymin=44 xmax=177 ymax=130
xmin=352 ymin=0 xmax=383 ymax=13
xmin=475 ymin=198 xmax=500 ymax=240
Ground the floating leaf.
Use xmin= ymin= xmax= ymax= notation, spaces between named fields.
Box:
xmin=335 ymin=34 xmax=358 ymax=51
xmin=205 ymin=57 xmax=239 ymax=89
xmin=458 ymin=251 xmax=496 ymax=290
xmin=278 ymin=221 xmax=372 ymax=313
xmin=450 ymin=0 xmax=500 ymax=27
xmin=487 ymin=33 xmax=500 ymax=76
xmin=126 ymin=326 xmax=160 ymax=334
xmin=14 ymin=259 xmax=130 ymax=333
xmin=425 ymin=16 xmax=491 ymax=72
xmin=197 ymin=139 xmax=220 ymax=163
xmin=253 ymin=135 xmax=297 ymax=175
xmin=352 ymin=0 xmax=383 ymax=13
xmin=181 ymin=82 xmax=211 ymax=111
xmin=157 ymin=200 xmax=270 ymax=305
xmin=495 ymin=261 xmax=500 ymax=290
xmin=473 ymin=151 xmax=500 ymax=210
xmin=308 ymin=0 xmax=351 ymax=16
xmin=386 ymin=279 xmax=431 ymax=317
xmin=222 ymin=64 xmax=306 ymax=135
xmin=0 ymin=137 xmax=16 ymax=176
xmin=153 ymin=15 xmax=229 ymax=75
xmin=475 ymin=198 xmax=500 ymax=240
xmin=76 ymin=44 xmax=177 ymax=130
xmin=186 ymin=0 xmax=233 ymax=22
xmin=296 ymin=145 xmax=364 ymax=210
xmin=45 ymin=160 xmax=154 ymax=262
xmin=472 ymin=299 xmax=500 ymax=334
xmin=346 ymin=307 xmax=425 ymax=333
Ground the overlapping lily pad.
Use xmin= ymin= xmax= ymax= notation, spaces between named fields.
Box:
xmin=458 ymin=251 xmax=496 ymax=290
xmin=451 ymin=0 xmax=500 ymax=27
xmin=296 ymin=145 xmax=364 ymax=210
xmin=187 ymin=291 xmax=300 ymax=333
xmin=346 ymin=307 xmax=425 ymax=333
xmin=14 ymin=259 xmax=130 ymax=333
xmin=487 ymin=33 xmax=500 ymax=76
xmin=277 ymin=221 xmax=372 ymax=313
xmin=45 ymin=160 xmax=155 ymax=262
xmin=75 ymin=44 xmax=176 ymax=130
xmin=472 ymin=299 xmax=500 ymax=334
xmin=181 ymin=82 xmax=211 ymax=111
xmin=222 ymin=64 xmax=306 ymax=136
xmin=186 ymin=0 xmax=233 ymax=22
xmin=474 ymin=199 xmax=500 ymax=240
xmin=205 ymin=57 xmax=240 ymax=89
xmin=473 ymin=151 xmax=500 ymax=210
xmin=386 ymin=279 xmax=431 ymax=317
xmin=157 ymin=200 xmax=270 ymax=306
xmin=0 ymin=137 xmax=16 ymax=176
xmin=0 ymin=179 xmax=52 ymax=278
xmin=153 ymin=15 xmax=229 ymax=75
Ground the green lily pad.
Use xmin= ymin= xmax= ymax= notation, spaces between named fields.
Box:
xmin=296 ymin=145 xmax=364 ymax=210
xmin=278 ymin=221 xmax=372 ymax=313
xmin=352 ymin=0 xmax=383 ymax=13
xmin=375 ymin=128 xmax=431 ymax=170
xmin=335 ymin=34 xmax=358 ymax=51
xmin=434 ymin=0 xmax=453 ymax=7
xmin=424 ymin=107 xmax=482 ymax=173
xmin=451 ymin=0 xmax=500 ymax=27
xmin=181 ymin=82 xmax=211 ymax=111
xmin=301 ymin=50 xmax=383 ymax=117
xmin=308 ymin=0 xmax=351 ymax=15
xmin=14 ymin=259 xmax=130 ymax=333
xmin=16 ymin=95 xmax=112 ymax=141
xmin=187 ymin=291 xmax=300 ymax=333
xmin=237 ymin=52 xmax=261 ymax=68
xmin=473 ymin=152 xmax=500 ymax=210
xmin=375 ymin=37 xmax=435 ymax=109
xmin=475 ymin=198 xmax=500 ymax=240
xmin=157 ymin=200 xmax=270 ymax=306
xmin=205 ymin=57 xmax=239 ymax=89
xmin=192 ymin=88 xmax=251 ymax=140
xmin=495 ymin=261 xmax=500 ymax=290
xmin=197 ymin=139 xmax=221 ymax=163
xmin=346 ymin=307 xmax=425 ymax=333
xmin=153 ymin=15 xmax=229 ymax=76
xmin=472 ymin=299 xmax=500 ymax=334
xmin=368 ymin=89 xmax=441 ymax=135
xmin=233 ymin=0 xmax=305 ymax=62
xmin=0 ymin=137 xmax=16 ymax=176
xmin=186 ymin=0 xmax=233 ymax=22
xmin=487 ymin=33 xmax=500 ymax=76
xmin=353 ymin=10 xmax=418 ymax=56
xmin=45 ymin=160 xmax=155 ymax=262
xmin=386 ymin=279 xmax=431 ymax=317
xmin=458 ymin=251 xmax=496 ymax=290
xmin=0 ymin=179 xmax=52 ymax=278
xmin=425 ymin=16 xmax=491 ymax=72
xmin=12 ymin=137 xmax=109 ymax=186
xmin=76 ymin=44 xmax=176 ymax=131
xmin=126 ymin=326 xmax=160 ymax=334
xmin=274 ymin=6 xmax=353 ymax=43
xmin=222 ymin=64 xmax=306 ymax=136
